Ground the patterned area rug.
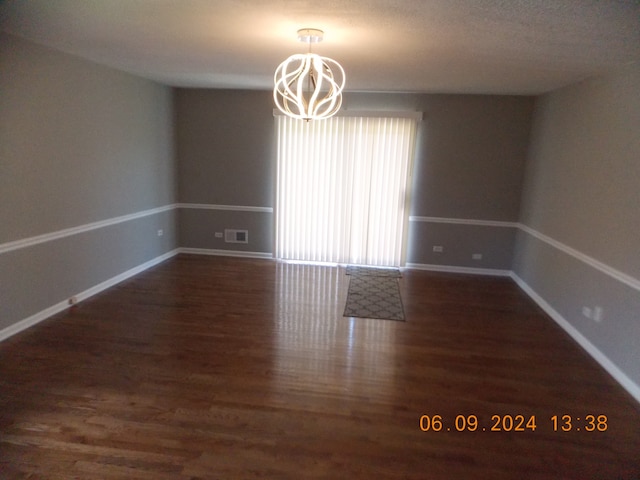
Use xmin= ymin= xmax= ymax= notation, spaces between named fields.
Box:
xmin=345 ymin=265 xmax=402 ymax=277
xmin=343 ymin=274 xmax=405 ymax=321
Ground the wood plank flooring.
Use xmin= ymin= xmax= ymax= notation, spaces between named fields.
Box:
xmin=1 ymin=254 xmax=639 ymax=479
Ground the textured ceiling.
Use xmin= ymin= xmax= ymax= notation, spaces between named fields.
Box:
xmin=1 ymin=0 xmax=639 ymax=95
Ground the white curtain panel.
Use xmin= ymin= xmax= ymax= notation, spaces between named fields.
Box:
xmin=275 ymin=114 xmax=417 ymax=267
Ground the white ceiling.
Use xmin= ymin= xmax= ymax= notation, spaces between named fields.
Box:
xmin=2 ymin=0 xmax=639 ymax=95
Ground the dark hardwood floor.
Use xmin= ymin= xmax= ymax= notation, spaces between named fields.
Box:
xmin=1 ymin=254 xmax=639 ymax=479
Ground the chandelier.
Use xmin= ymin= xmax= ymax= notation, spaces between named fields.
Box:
xmin=273 ymin=28 xmax=346 ymax=121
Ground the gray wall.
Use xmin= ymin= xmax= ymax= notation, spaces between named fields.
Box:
xmin=175 ymin=89 xmax=275 ymax=255
xmin=0 ymin=34 xmax=177 ymax=331
xmin=514 ymin=63 xmax=640 ymax=388
xmin=402 ymin=94 xmax=533 ymax=269
xmin=175 ymin=89 xmax=534 ymax=266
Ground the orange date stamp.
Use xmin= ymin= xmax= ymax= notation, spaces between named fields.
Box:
xmin=419 ymin=414 xmax=608 ymax=432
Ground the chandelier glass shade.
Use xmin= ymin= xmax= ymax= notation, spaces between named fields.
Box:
xmin=273 ymin=29 xmax=345 ymax=121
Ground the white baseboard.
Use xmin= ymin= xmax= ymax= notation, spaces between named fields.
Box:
xmin=405 ymin=262 xmax=511 ymax=277
xmin=510 ymin=272 xmax=640 ymax=405
xmin=178 ymin=247 xmax=273 ymax=260
xmin=0 ymin=249 xmax=179 ymax=343
xmin=0 ymin=298 xmax=74 ymax=344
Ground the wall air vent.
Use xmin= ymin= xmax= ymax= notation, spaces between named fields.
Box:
xmin=224 ymin=229 xmax=248 ymax=244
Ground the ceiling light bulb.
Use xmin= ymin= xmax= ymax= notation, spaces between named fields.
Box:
xmin=273 ymin=29 xmax=345 ymax=121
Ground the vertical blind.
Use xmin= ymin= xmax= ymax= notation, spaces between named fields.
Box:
xmin=275 ymin=113 xmax=418 ymax=267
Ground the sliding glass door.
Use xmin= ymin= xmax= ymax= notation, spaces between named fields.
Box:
xmin=275 ymin=114 xmax=418 ymax=267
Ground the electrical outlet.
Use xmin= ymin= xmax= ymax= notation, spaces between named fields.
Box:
xmin=157 ymin=229 xmax=164 ymax=236
xmin=582 ymin=306 xmax=603 ymax=322
xmin=472 ymin=253 xmax=482 ymax=260
xmin=215 ymin=232 xmax=223 ymax=238
xmin=593 ymin=306 xmax=603 ymax=322
xmin=433 ymin=246 xmax=443 ymax=253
